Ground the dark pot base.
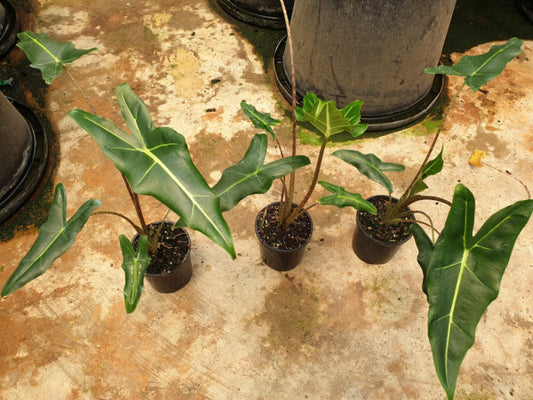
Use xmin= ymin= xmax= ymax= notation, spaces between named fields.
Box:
xmin=216 ymin=0 xmax=292 ymax=29
xmin=274 ymin=36 xmax=443 ymax=132
xmin=0 ymin=0 xmax=19 ymax=59
xmin=255 ymin=202 xmax=313 ymax=271
xmin=0 ymin=99 xmax=49 ymax=224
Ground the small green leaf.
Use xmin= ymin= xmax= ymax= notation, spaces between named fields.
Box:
xmin=295 ymin=93 xmax=368 ymax=140
xmin=317 ymin=181 xmax=376 ymax=214
xmin=1 ymin=184 xmax=101 ymax=297
xmin=410 ymin=147 xmax=444 ymax=196
xmin=332 ymin=149 xmax=405 ymax=193
xmin=120 ymin=235 xmax=150 ymax=314
xmin=240 ymin=101 xmax=281 ymax=139
xmin=17 ymin=31 xmax=97 ymax=84
xmin=212 ymin=134 xmax=310 ymax=211
xmin=423 ymin=184 xmax=533 ymax=399
xmin=425 ymin=38 xmax=523 ymax=92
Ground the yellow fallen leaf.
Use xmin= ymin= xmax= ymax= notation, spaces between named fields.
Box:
xmin=469 ymin=149 xmax=486 ymax=167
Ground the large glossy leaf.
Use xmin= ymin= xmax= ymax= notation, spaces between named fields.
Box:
xmin=331 ymin=149 xmax=405 ymax=193
xmin=409 ymin=147 xmax=444 ymax=196
xmin=241 ymin=101 xmax=281 ymax=139
xmin=414 ymin=184 xmax=533 ymax=399
xmin=425 ymin=38 xmax=523 ymax=92
xmin=17 ymin=31 xmax=97 ymax=84
xmin=295 ymin=93 xmax=369 ymax=139
xmin=69 ymin=83 xmax=236 ymax=259
xmin=1 ymin=184 xmax=101 ymax=297
xmin=317 ymin=181 xmax=376 ymax=213
xmin=212 ymin=134 xmax=310 ymax=212
xmin=119 ymin=234 xmax=150 ymax=314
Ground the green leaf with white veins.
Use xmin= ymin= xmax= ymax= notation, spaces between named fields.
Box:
xmin=317 ymin=181 xmax=376 ymax=213
xmin=425 ymin=38 xmax=523 ymax=92
xmin=213 ymin=134 xmax=310 ymax=212
xmin=69 ymin=83 xmax=236 ymax=259
xmin=295 ymin=93 xmax=368 ymax=139
xmin=415 ymin=184 xmax=533 ymax=399
xmin=241 ymin=101 xmax=281 ymax=139
xmin=331 ymin=149 xmax=405 ymax=193
xmin=1 ymin=183 xmax=101 ymax=297
xmin=17 ymin=31 xmax=97 ymax=84
xmin=120 ymin=234 xmax=150 ymax=314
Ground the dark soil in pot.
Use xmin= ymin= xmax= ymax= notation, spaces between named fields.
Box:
xmin=353 ymin=196 xmax=414 ymax=264
xmin=132 ymin=221 xmax=192 ymax=293
xmin=255 ymin=202 xmax=313 ymax=271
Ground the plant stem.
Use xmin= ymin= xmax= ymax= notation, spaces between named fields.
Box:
xmin=93 ymin=211 xmax=144 ymax=236
xmin=280 ymin=0 xmax=297 ymax=223
xmin=64 ymin=67 xmax=96 ymax=114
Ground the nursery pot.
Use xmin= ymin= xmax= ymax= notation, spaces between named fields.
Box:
xmin=0 ymin=91 xmax=48 ymax=224
xmin=0 ymin=0 xmax=18 ymax=58
xmin=132 ymin=222 xmax=193 ymax=293
xmin=255 ymin=202 xmax=313 ymax=271
xmin=353 ymin=196 xmax=414 ymax=264
xmin=275 ymin=0 xmax=456 ymax=131
xmin=216 ymin=0 xmax=293 ymax=29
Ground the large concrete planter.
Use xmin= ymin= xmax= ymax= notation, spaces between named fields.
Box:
xmin=0 ymin=0 xmax=18 ymax=58
xmin=0 ymin=91 xmax=48 ymax=223
xmin=216 ymin=0 xmax=294 ymax=29
xmin=275 ymin=0 xmax=457 ymax=131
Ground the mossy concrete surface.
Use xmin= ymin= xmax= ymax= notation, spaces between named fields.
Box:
xmin=1 ymin=1 xmax=532 ymax=399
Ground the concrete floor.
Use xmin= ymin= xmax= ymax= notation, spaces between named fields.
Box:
xmin=1 ymin=1 xmax=532 ymax=399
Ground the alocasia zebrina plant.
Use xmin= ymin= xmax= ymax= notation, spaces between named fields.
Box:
xmin=1 ymin=32 xmax=310 ymax=312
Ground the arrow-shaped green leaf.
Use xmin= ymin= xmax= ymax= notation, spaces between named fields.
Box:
xmin=295 ymin=93 xmax=369 ymax=139
xmin=241 ymin=101 xmax=281 ymax=139
xmin=213 ymin=134 xmax=310 ymax=212
xmin=16 ymin=31 xmax=97 ymax=85
xmin=119 ymin=234 xmax=150 ymax=314
xmin=69 ymin=83 xmax=236 ymax=259
xmin=425 ymin=38 xmax=523 ymax=92
xmin=317 ymin=181 xmax=376 ymax=214
xmin=416 ymin=184 xmax=533 ymax=399
xmin=331 ymin=149 xmax=405 ymax=194
xmin=1 ymin=184 xmax=101 ymax=297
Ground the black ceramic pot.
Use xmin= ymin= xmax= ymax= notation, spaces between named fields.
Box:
xmin=0 ymin=0 xmax=19 ymax=58
xmin=276 ymin=0 xmax=456 ymax=131
xmin=353 ymin=196 xmax=414 ymax=264
xmin=255 ymin=202 xmax=313 ymax=271
xmin=133 ymin=222 xmax=193 ymax=293
xmin=216 ymin=0 xmax=294 ymax=29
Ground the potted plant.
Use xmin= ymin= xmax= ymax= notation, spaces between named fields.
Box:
xmin=320 ymin=37 xmax=533 ymax=399
xmin=319 ymin=37 xmax=525 ymax=264
xmin=1 ymin=31 xmax=309 ymax=312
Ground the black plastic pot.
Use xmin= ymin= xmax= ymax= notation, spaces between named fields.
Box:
xmin=216 ymin=0 xmax=293 ymax=29
xmin=0 ymin=91 xmax=48 ymax=224
xmin=132 ymin=222 xmax=193 ymax=293
xmin=353 ymin=196 xmax=414 ymax=264
xmin=255 ymin=202 xmax=313 ymax=271
xmin=0 ymin=0 xmax=19 ymax=58
xmin=276 ymin=0 xmax=456 ymax=131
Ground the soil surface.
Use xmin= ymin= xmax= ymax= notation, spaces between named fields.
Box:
xmin=358 ymin=197 xmax=413 ymax=243
xmin=255 ymin=203 xmax=312 ymax=250
xmin=133 ymin=222 xmax=190 ymax=275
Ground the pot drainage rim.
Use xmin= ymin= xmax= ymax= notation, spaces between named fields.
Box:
xmin=215 ymin=0 xmax=291 ymax=29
